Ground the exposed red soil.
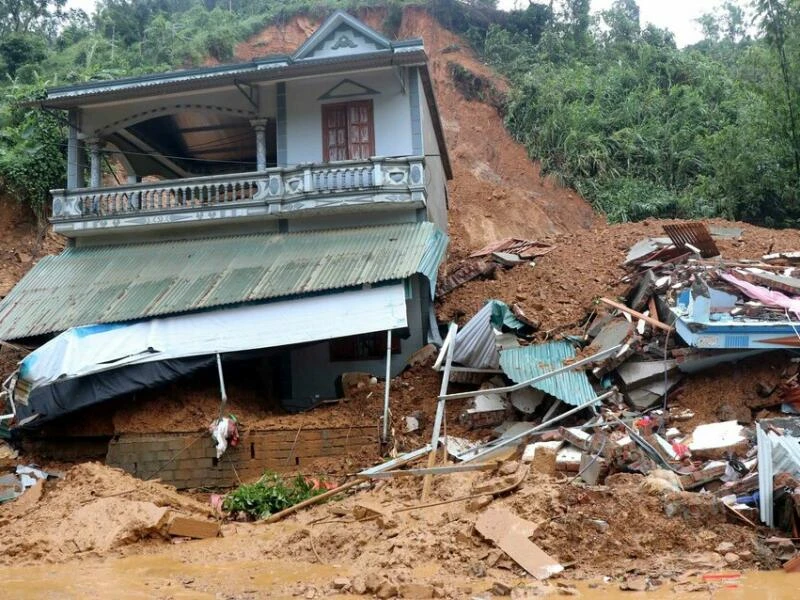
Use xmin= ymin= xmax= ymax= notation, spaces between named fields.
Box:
xmin=52 ymin=362 xmax=490 ymax=453
xmin=0 ymin=197 xmax=63 ymax=299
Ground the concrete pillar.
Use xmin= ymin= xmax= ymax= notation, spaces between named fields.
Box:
xmin=88 ymin=137 xmax=102 ymax=188
xmin=250 ymin=118 xmax=268 ymax=171
xmin=66 ymin=109 xmax=80 ymax=190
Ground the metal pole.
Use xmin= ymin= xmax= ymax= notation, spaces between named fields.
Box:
xmin=382 ymin=330 xmax=392 ymax=442
xmin=0 ymin=373 xmax=18 ymax=422
xmin=216 ymin=352 xmax=228 ymax=419
xmin=422 ymin=322 xmax=458 ymax=499
xmin=438 ymin=343 xmax=624 ymax=402
xmin=461 ymin=389 xmax=617 ymax=463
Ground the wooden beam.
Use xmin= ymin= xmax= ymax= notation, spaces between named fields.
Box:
xmin=599 ymin=297 xmax=673 ymax=333
xmin=362 ymin=462 xmax=496 ymax=479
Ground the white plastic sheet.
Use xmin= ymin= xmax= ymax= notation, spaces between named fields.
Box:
xmin=19 ymin=285 xmax=407 ymax=392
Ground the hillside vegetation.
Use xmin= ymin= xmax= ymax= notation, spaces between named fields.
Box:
xmin=1 ymin=0 xmax=799 ymax=227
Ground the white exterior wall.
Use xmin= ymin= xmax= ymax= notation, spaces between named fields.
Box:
xmin=420 ymin=78 xmax=449 ymax=232
xmin=285 ymin=69 xmax=413 ymax=165
xmin=288 ymin=275 xmax=427 ymax=403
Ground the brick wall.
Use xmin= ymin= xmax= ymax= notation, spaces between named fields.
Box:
xmin=106 ymin=426 xmax=378 ymax=489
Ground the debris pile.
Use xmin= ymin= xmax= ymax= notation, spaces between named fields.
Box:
xmin=259 ymin=462 xmax=767 ymax=597
xmin=0 ymin=461 xmax=218 ymax=564
xmin=424 ymin=222 xmax=800 ymax=569
xmin=439 ymin=238 xmax=554 ymax=296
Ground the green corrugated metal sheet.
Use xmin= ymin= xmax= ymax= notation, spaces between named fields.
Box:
xmin=499 ymin=342 xmax=597 ymax=407
xmin=0 ymin=222 xmax=447 ymax=341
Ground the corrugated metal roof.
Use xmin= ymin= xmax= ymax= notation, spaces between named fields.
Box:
xmin=452 ymin=300 xmax=527 ymax=369
xmin=499 ymin=342 xmax=597 ymax=407
xmin=0 ymin=222 xmax=446 ymax=341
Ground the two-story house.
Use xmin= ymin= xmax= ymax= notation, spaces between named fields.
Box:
xmin=0 ymin=11 xmax=450 ymax=426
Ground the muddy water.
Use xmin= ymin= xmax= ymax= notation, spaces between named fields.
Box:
xmin=1 ymin=556 xmax=798 ymax=599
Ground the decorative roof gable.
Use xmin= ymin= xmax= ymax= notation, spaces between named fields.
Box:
xmin=318 ymin=78 xmax=380 ymax=100
xmin=293 ymin=11 xmax=392 ymax=61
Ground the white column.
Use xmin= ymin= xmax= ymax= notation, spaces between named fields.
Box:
xmin=88 ymin=137 xmax=102 ymax=188
xmin=250 ymin=118 xmax=268 ymax=171
xmin=66 ymin=109 xmax=79 ymax=190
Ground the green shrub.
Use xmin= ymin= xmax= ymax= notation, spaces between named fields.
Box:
xmin=222 ymin=471 xmax=327 ymax=520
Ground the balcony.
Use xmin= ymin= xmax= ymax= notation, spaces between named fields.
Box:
xmin=50 ymin=157 xmax=427 ymax=236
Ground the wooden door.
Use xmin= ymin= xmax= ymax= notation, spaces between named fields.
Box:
xmin=323 ymin=104 xmax=348 ymax=162
xmin=322 ymin=100 xmax=374 ymax=161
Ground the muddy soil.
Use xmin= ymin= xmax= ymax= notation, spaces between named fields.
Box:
xmin=0 ymin=459 xmax=783 ymax=598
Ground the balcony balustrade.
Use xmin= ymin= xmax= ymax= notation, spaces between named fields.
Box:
xmin=51 ymin=157 xmax=425 ymax=222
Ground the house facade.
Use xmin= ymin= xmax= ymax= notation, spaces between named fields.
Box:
xmin=0 ymin=12 xmax=450 ymax=425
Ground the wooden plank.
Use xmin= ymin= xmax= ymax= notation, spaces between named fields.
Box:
xmin=168 ymin=516 xmax=221 ymax=539
xmin=363 ymin=462 xmax=496 ymax=479
xmin=599 ymin=297 xmax=673 ymax=332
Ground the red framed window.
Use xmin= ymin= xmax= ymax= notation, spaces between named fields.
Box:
xmin=322 ymin=100 xmax=375 ymax=161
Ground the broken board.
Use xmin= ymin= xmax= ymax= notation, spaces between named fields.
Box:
xmin=475 ymin=507 xmax=563 ymax=580
xmin=168 ymin=516 xmax=221 ymax=539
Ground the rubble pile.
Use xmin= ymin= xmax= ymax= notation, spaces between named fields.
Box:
xmin=0 ymin=462 xmax=217 ymax=564
xmin=423 ymin=221 xmax=800 ymax=571
xmin=259 ymin=464 xmax=767 ymax=597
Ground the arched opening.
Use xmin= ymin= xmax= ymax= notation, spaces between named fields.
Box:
xmin=105 ymin=110 xmax=276 ymax=179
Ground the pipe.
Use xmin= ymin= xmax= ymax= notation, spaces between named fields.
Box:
xmin=422 ymin=322 xmax=458 ymax=499
xmin=382 ymin=329 xmax=392 ymax=442
xmin=216 ymin=352 xmax=228 ymax=418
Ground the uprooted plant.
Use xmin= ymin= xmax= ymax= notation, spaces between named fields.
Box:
xmin=222 ymin=471 xmax=330 ymax=520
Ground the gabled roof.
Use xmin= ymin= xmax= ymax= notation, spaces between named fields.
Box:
xmin=39 ymin=11 xmax=424 ymax=107
xmin=0 ymin=222 xmax=447 ymax=341
xmin=293 ymin=10 xmax=393 ymax=60
xmin=35 ymin=11 xmax=451 ymax=179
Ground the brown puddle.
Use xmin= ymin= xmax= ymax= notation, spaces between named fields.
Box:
xmin=1 ymin=554 xmax=798 ymax=600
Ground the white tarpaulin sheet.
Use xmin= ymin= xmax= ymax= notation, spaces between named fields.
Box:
xmin=19 ymin=285 xmax=407 ymax=391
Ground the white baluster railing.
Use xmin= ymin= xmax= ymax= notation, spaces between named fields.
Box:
xmin=51 ymin=157 xmax=425 ymax=220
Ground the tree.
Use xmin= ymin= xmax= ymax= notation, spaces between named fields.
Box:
xmin=753 ymin=0 xmax=800 ymax=182
xmin=0 ymin=0 xmax=67 ymax=38
xmin=0 ymin=33 xmax=47 ymax=77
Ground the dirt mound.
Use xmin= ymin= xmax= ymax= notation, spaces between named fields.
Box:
xmin=233 ymin=6 xmax=596 ymax=254
xmin=674 ymin=353 xmax=791 ymax=431
xmin=0 ymin=462 xmax=212 ymax=564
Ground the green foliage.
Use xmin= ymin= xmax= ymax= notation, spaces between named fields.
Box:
xmin=0 ymin=82 xmax=65 ymax=221
xmin=0 ymin=33 xmax=47 ymax=77
xmin=478 ymin=0 xmax=800 ymax=226
xmin=222 ymin=471 xmax=326 ymax=520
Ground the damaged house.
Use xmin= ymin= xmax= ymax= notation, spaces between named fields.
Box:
xmin=0 ymin=11 xmax=450 ymax=431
